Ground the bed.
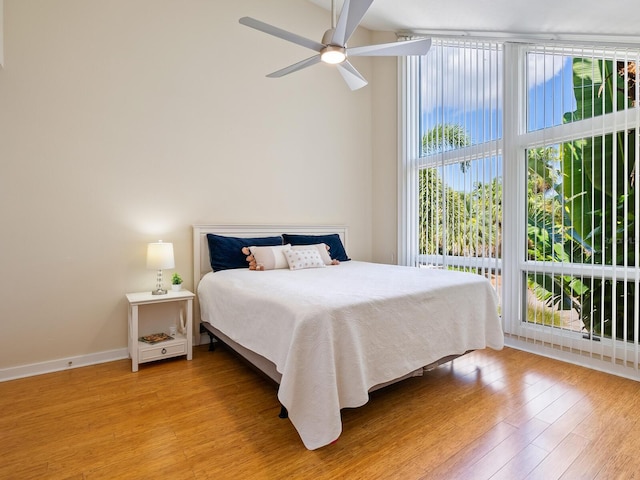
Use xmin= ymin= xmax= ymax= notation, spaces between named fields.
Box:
xmin=193 ymin=225 xmax=504 ymax=450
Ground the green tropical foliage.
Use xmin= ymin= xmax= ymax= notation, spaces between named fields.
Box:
xmin=526 ymin=58 xmax=638 ymax=339
xmin=564 ymin=59 xmax=637 ymax=339
xmin=418 ymin=168 xmax=502 ymax=258
xmin=562 ymin=59 xmax=637 ymax=259
xmin=419 ymin=124 xmax=501 ymax=259
xmin=526 ymin=146 xmax=589 ymax=313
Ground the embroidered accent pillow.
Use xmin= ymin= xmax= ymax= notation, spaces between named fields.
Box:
xmin=291 ymin=243 xmax=333 ymax=265
xmin=284 ymin=248 xmax=326 ymax=270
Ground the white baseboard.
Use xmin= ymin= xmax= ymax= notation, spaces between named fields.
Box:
xmin=0 ymin=348 xmax=129 ymax=382
xmin=1 ymin=336 xmax=214 ymax=383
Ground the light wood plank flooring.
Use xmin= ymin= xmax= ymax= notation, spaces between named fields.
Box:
xmin=2 ymin=345 xmax=639 ymax=479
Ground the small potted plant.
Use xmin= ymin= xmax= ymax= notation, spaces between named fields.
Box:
xmin=171 ymin=272 xmax=183 ymax=292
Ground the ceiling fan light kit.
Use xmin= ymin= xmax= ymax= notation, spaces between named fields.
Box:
xmin=239 ymin=0 xmax=431 ymax=90
xmin=321 ymin=45 xmax=347 ymax=64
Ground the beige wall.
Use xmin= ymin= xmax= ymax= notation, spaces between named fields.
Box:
xmin=0 ymin=0 xmax=399 ymax=372
xmin=0 ymin=1 xmax=4 ymax=67
xmin=370 ymin=31 xmax=398 ymax=265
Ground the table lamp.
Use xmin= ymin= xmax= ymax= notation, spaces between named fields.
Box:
xmin=147 ymin=240 xmax=175 ymax=295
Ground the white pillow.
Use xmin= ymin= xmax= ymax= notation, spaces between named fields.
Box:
xmin=284 ymin=248 xmax=326 ymax=270
xmin=292 ymin=243 xmax=333 ymax=265
xmin=249 ymin=244 xmax=291 ymax=270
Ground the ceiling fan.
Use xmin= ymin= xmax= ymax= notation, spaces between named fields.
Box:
xmin=239 ymin=0 xmax=431 ymax=91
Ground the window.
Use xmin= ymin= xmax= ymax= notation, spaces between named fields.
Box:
xmin=402 ymin=39 xmax=503 ymax=290
xmin=401 ymin=40 xmax=640 ymax=378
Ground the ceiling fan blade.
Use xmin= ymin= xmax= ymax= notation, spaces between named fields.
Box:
xmin=349 ymin=38 xmax=432 ymax=57
xmin=266 ymin=55 xmax=322 ymax=78
xmin=336 ymin=60 xmax=368 ymax=90
xmin=332 ymin=0 xmax=374 ymax=46
xmin=239 ymin=17 xmax=324 ymax=52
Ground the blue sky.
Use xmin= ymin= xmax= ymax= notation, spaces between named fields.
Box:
xmin=419 ymin=46 xmax=577 ymax=191
xmin=528 ymin=56 xmax=577 ymax=131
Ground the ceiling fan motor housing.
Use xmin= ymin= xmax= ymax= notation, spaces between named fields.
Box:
xmin=322 ymin=28 xmax=338 ymax=46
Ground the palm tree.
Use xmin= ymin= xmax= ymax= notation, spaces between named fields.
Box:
xmin=419 ymin=123 xmax=502 ymax=259
xmin=422 ymin=124 xmax=471 ymax=155
xmin=422 ymin=124 xmax=472 ymax=172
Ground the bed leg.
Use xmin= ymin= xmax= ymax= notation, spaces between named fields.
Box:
xmin=279 ymin=406 xmax=288 ymax=419
xmin=199 ymin=324 xmax=217 ymax=351
xmin=207 ymin=332 xmax=216 ymax=351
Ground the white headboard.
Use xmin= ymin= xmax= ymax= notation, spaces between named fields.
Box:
xmin=192 ymin=224 xmax=348 ymax=290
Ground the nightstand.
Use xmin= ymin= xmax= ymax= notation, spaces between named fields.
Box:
xmin=126 ymin=290 xmax=195 ymax=372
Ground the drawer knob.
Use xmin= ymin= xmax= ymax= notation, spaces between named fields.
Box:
xmin=161 ymin=348 xmax=167 ymax=354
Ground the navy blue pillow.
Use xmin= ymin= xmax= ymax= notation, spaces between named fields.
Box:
xmin=207 ymin=234 xmax=283 ymax=272
xmin=282 ymin=233 xmax=350 ymax=262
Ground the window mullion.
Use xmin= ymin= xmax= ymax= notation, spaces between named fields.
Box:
xmin=501 ymin=43 xmax=523 ymax=331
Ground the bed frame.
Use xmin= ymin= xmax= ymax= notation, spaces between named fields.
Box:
xmin=192 ymin=225 xmax=468 ymax=392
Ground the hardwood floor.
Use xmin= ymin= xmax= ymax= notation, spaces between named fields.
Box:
xmin=2 ymin=345 xmax=639 ymax=479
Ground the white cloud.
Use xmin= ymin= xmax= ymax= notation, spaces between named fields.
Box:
xmin=421 ymin=41 xmax=503 ymax=116
xmin=420 ymin=42 xmax=573 ymax=119
xmin=527 ymin=52 xmax=569 ymax=87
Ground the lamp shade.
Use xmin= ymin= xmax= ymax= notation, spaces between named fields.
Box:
xmin=146 ymin=241 xmax=175 ymax=270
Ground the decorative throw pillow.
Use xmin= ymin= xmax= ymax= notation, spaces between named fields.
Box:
xmin=292 ymin=243 xmax=336 ymax=265
xmin=284 ymin=248 xmax=326 ymax=270
xmin=282 ymin=233 xmax=350 ymax=262
xmin=248 ymin=244 xmax=291 ymax=270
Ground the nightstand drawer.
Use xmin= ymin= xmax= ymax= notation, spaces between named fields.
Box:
xmin=139 ymin=340 xmax=187 ymax=362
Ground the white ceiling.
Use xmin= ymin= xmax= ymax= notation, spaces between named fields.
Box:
xmin=308 ymin=0 xmax=640 ymax=42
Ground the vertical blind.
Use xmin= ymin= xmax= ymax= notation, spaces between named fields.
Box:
xmin=402 ymin=38 xmax=640 ymax=379
xmin=514 ymin=44 xmax=640 ymax=378
xmin=405 ymin=38 xmax=503 ymax=294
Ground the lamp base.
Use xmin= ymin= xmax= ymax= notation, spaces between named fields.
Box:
xmin=152 ymin=268 xmax=168 ymax=295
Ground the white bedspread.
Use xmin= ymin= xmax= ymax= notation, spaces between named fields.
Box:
xmin=198 ymin=261 xmax=503 ymax=450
